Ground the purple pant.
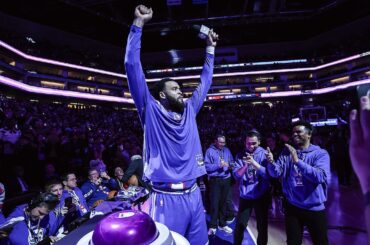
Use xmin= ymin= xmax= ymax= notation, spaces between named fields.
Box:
xmin=150 ymin=184 xmax=208 ymax=245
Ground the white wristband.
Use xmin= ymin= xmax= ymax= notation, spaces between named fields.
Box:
xmin=206 ymin=46 xmax=215 ymax=55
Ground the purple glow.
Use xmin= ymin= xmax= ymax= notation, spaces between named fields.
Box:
xmin=0 ymin=75 xmax=134 ymax=103
xmin=313 ymin=78 xmax=370 ymax=94
xmin=261 ymin=78 xmax=370 ymax=98
xmin=0 ymin=40 xmax=367 ymax=81
xmin=261 ymin=90 xmax=302 ymax=98
xmin=1 ymin=74 xmax=369 ymax=102
xmin=0 ymin=40 xmax=126 ymax=78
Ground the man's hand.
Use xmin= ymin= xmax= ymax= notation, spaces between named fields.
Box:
xmin=93 ymin=178 xmax=102 ymax=185
xmin=350 ymin=96 xmax=370 ymax=194
xmin=285 ymin=144 xmax=299 ymax=163
xmin=100 ymin=171 xmax=111 ymax=180
xmin=207 ymin=29 xmax=219 ymax=47
xmin=245 ymin=153 xmax=261 ymax=170
xmin=220 ymin=159 xmax=229 ymax=168
xmin=61 ymin=206 xmax=68 ymax=216
xmin=133 ymin=5 xmax=153 ymax=28
xmin=49 ymin=236 xmax=59 ymax=243
xmin=265 ymin=147 xmax=274 ymax=163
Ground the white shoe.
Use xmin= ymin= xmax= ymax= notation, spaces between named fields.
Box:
xmin=208 ymin=228 xmax=216 ymax=236
xmin=226 ymin=217 xmax=235 ymax=225
xmin=218 ymin=225 xmax=233 ymax=234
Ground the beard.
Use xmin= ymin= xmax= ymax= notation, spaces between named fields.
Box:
xmin=167 ymin=96 xmax=185 ymax=113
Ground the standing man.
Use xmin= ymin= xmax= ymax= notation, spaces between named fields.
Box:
xmin=205 ymin=134 xmax=234 ymax=235
xmin=124 ymin=5 xmax=218 ymax=245
xmin=233 ymin=130 xmax=270 ymax=245
xmin=267 ymin=121 xmax=331 ymax=245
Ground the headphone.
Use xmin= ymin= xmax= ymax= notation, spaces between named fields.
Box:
xmin=28 ymin=192 xmax=59 ymax=210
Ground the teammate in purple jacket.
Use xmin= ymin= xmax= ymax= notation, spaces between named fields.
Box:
xmin=267 ymin=121 xmax=331 ymax=245
xmin=124 ymin=5 xmax=218 ymax=245
xmin=204 ymin=134 xmax=234 ymax=236
xmin=233 ymin=130 xmax=270 ymax=245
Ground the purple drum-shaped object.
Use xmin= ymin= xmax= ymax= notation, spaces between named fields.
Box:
xmin=92 ymin=210 xmax=158 ymax=245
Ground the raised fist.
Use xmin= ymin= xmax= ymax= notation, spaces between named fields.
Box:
xmin=134 ymin=5 xmax=153 ymax=26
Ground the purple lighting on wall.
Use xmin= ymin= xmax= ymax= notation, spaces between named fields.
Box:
xmin=0 ymin=40 xmax=126 ymax=78
xmin=0 ymin=75 xmax=133 ymax=103
xmin=260 ymin=78 xmax=370 ymax=98
xmin=1 ymin=75 xmax=369 ymax=102
xmin=0 ymin=40 xmax=368 ymax=82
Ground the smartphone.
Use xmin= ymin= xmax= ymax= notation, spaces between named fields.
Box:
xmin=64 ymin=197 xmax=73 ymax=209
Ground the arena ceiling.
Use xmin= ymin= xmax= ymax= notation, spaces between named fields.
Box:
xmin=0 ymin=0 xmax=369 ymax=52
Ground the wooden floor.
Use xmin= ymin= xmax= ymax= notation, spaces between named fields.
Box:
xmin=235 ymin=174 xmax=368 ymax=245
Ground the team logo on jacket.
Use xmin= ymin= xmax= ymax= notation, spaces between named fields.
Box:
xmin=293 ymin=165 xmax=303 ymax=186
xmin=196 ymin=154 xmax=204 ymax=166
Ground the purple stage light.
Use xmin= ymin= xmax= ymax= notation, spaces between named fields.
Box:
xmin=0 ymin=40 xmax=368 ymax=82
xmin=0 ymin=75 xmax=134 ymax=103
xmin=1 ymin=75 xmax=369 ymax=101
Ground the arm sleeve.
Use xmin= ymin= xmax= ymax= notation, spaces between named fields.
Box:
xmin=233 ymin=156 xmax=245 ymax=180
xmin=81 ymin=184 xmax=93 ymax=200
xmin=257 ymin=166 xmax=269 ymax=179
xmin=267 ymin=153 xmax=286 ymax=178
xmin=296 ymin=151 xmax=331 ymax=184
xmin=124 ymin=25 xmax=152 ymax=119
xmin=204 ymin=149 xmax=221 ymax=172
xmin=188 ymin=52 xmax=214 ymax=114
xmin=256 ymin=153 xmax=269 ymax=179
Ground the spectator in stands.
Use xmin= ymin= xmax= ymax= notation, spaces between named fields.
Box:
xmin=44 ymin=179 xmax=67 ymax=236
xmin=43 ymin=163 xmax=59 ymax=184
xmin=3 ymin=192 xmax=59 ymax=245
xmin=61 ymin=172 xmax=88 ymax=216
xmin=4 ymin=165 xmax=29 ymax=198
xmin=81 ymin=168 xmax=114 ymax=209
xmin=267 ymin=121 xmax=331 ymax=245
xmin=112 ymin=166 xmax=125 ymax=190
xmin=89 ymin=143 xmax=107 ymax=173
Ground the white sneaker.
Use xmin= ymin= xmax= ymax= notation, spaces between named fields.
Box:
xmin=218 ymin=225 xmax=233 ymax=234
xmin=208 ymin=228 xmax=216 ymax=236
xmin=226 ymin=217 xmax=235 ymax=225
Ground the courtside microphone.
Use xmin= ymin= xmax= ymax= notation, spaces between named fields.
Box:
xmin=193 ymin=25 xmax=211 ymax=39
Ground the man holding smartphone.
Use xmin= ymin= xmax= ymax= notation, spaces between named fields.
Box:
xmin=233 ymin=130 xmax=271 ymax=245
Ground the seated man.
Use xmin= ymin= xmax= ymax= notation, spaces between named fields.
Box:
xmin=112 ymin=166 xmax=126 ymax=190
xmin=61 ymin=172 xmax=88 ymax=216
xmin=81 ymin=168 xmax=114 ymax=209
xmin=45 ymin=179 xmax=68 ymax=236
xmin=4 ymin=192 xmax=59 ymax=245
